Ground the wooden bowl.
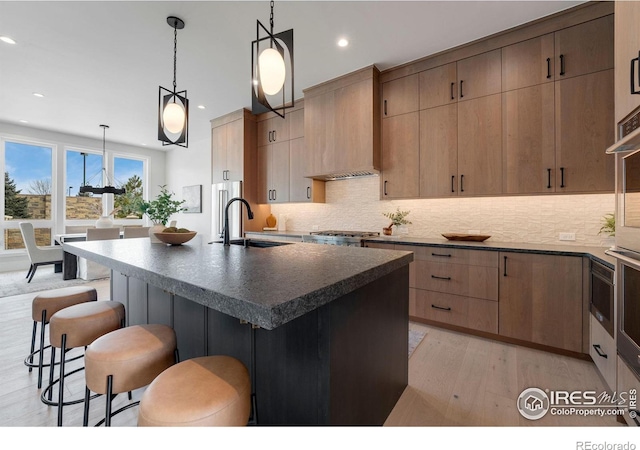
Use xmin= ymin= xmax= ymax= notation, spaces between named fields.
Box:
xmin=441 ymin=233 xmax=491 ymax=242
xmin=154 ymin=231 xmax=197 ymax=245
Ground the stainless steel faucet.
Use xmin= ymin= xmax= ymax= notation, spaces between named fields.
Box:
xmin=223 ymin=197 xmax=254 ymax=246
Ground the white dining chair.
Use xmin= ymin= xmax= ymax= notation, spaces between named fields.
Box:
xmin=78 ymin=227 xmax=120 ymax=280
xmin=19 ymin=222 xmax=64 ymax=283
xmin=123 ymin=226 xmax=151 ymax=239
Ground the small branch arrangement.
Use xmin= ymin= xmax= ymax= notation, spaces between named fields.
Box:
xmin=598 ymin=213 xmax=615 ymax=237
xmin=382 ymin=208 xmax=412 ymax=235
xmin=138 ymin=185 xmax=186 ymax=226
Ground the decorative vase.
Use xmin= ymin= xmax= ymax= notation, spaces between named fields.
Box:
xmin=95 ymin=216 xmax=113 ymax=228
xmin=382 ymin=226 xmax=393 ymax=236
xmin=149 ymin=223 xmax=165 ymax=244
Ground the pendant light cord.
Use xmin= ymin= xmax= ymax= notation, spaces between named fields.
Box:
xmin=270 ymin=0 xmax=275 ymax=35
xmin=172 ymin=22 xmax=178 ymax=94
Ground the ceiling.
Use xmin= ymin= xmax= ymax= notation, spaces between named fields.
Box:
xmin=0 ymin=0 xmax=584 ymax=152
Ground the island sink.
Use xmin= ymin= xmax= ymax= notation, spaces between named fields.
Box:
xmin=208 ymin=238 xmax=292 ymax=248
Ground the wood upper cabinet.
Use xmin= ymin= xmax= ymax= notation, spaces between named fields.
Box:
xmin=419 ymin=62 xmax=457 ymax=109
xmin=257 ymin=141 xmax=290 ymax=204
xmin=257 ymin=115 xmax=290 ymax=147
xmin=419 ymin=104 xmax=458 ymax=197
xmin=555 ymin=69 xmax=615 ymax=193
xmin=456 ymin=49 xmax=502 ymax=101
xmin=211 ymin=114 xmax=246 ymax=184
xmin=502 ymin=83 xmax=556 ymax=194
xmin=289 ymin=108 xmax=304 ymax=140
xmin=615 ymin=1 xmax=640 ymax=124
xmin=382 ymin=74 xmax=419 ymax=118
xmin=457 ymin=93 xmax=502 ymax=196
xmin=502 ymin=33 xmax=555 ymax=91
xmin=381 ymin=112 xmax=419 ymax=198
xmin=554 ymin=15 xmax=614 ymax=80
xmin=304 ymin=66 xmax=380 ymax=178
xmin=498 ymin=252 xmax=583 ymax=353
xmin=289 ymin=137 xmax=324 ymax=203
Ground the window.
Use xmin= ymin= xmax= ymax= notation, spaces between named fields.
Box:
xmin=2 ymin=139 xmax=54 ymax=250
xmin=113 ymin=156 xmax=145 ymax=219
xmin=65 ymin=149 xmax=103 ymax=221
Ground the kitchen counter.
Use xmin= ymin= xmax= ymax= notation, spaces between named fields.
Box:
xmin=63 ymin=234 xmax=412 ymax=330
xmin=63 ymin=234 xmax=413 ymax=425
xmin=364 ymin=236 xmax=615 ymax=269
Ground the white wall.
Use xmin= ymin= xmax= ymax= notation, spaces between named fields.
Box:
xmin=271 ymin=177 xmax=616 ymax=247
xmin=164 ymin=133 xmax=211 ymax=234
xmin=0 ymin=121 xmax=166 ymax=272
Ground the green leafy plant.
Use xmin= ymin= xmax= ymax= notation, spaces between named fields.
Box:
xmin=383 ymin=208 xmax=412 ymax=228
xmin=138 ymin=185 xmax=186 ymax=226
xmin=598 ymin=213 xmax=615 ymax=237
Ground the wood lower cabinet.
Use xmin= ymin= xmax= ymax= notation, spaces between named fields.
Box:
xmin=555 ymin=69 xmax=615 ymax=193
xmin=502 ymin=83 xmax=556 ymax=194
xmin=457 ymin=93 xmax=502 ymax=196
xmin=589 ymin=315 xmax=616 ymax=391
xmin=498 ymin=252 xmax=583 ymax=353
xmin=381 ymin=112 xmax=419 ymax=198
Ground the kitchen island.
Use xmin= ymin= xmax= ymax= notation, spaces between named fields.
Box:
xmin=63 ymin=235 xmax=413 ymax=425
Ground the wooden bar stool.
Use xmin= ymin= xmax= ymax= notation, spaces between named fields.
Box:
xmin=24 ymin=286 xmax=97 ymax=388
xmin=138 ymin=356 xmax=251 ymax=426
xmin=43 ymin=301 xmax=125 ymax=426
xmin=83 ymin=324 xmax=177 ymax=426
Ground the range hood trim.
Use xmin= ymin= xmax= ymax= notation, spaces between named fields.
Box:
xmin=606 ymin=126 xmax=640 ymax=154
xmin=308 ymin=170 xmax=380 ymax=181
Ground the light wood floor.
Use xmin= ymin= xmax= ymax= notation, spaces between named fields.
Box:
xmin=0 ymin=279 xmax=622 ymax=427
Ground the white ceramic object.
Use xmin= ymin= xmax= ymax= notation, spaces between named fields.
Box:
xmin=149 ymin=223 xmax=165 ymax=244
xmin=95 ymin=216 xmax=114 ymax=228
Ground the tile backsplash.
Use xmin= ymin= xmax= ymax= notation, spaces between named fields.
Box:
xmin=271 ymin=176 xmax=615 ymax=247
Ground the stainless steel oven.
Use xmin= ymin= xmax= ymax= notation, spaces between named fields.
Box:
xmin=616 ymin=148 xmax=640 ymax=252
xmin=590 ymin=260 xmax=615 ymax=338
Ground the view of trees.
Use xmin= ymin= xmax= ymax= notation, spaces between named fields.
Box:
xmin=4 ymin=172 xmax=30 ymax=219
xmin=28 ymin=179 xmax=51 ymax=195
xmin=114 ymin=174 xmax=144 ymax=218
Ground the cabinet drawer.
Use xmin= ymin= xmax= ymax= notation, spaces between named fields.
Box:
xmin=589 ymin=315 xmax=616 ymax=391
xmin=364 ymin=242 xmax=395 ymax=250
xmin=399 ymin=245 xmax=498 ymax=267
xmin=410 ymin=288 xmax=498 ymax=334
xmin=410 ymin=260 xmax=498 ymax=301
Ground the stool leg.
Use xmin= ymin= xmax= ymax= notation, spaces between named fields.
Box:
xmin=28 ymin=321 xmax=37 ymax=372
xmin=37 ymin=309 xmax=47 ymax=389
xmin=57 ymin=334 xmax=67 ymax=427
xmin=105 ymin=375 xmax=113 ymax=427
xmin=83 ymin=386 xmax=90 ymax=426
xmin=47 ymin=347 xmax=56 ymax=401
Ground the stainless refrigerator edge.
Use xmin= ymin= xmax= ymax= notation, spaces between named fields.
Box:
xmin=212 ymin=181 xmax=242 ymax=240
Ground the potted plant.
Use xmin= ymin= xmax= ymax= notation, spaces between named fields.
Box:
xmin=598 ymin=213 xmax=615 ymax=246
xmin=382 ymin=208 xmax=412 ymax=236
xmin=138 ymin=185 xmax=186 ymax=243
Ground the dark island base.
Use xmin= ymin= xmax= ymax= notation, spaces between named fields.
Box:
xmin=112 ymin=266 xmax=409 ymax=425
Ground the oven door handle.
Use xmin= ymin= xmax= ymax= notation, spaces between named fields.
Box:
xmin=605 ymin=250 xmax=640 ymax=270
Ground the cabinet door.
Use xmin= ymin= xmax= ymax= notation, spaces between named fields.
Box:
xmin=381 ymin=112 xmax=419 ymax=198
xmin=615 ymin=2 xmax=640 ymax=123
xmin=304 ymin=91 xmax=335 ymax=177
xmin=502 ymin=83 xmax=556 ymax=194
xmin=335 ymin=78 xmax=374 ymax=173
xmin=555 ymin=69 xmax=614 ymax=193
xmin=289 ymin=108 xmax=304 ymax=140
xmin=225 ymin=119 xmax=245 ymax=182
xmin=289 ymin=137 xmax=310 ymax=202
xmin=256 ymin=144 xmax=269 ymax=204
xmin=257 ymin=116 xmax=290 ymax=147
xmin=456 ymin=49 xmax=502 ymax=101
xmin=457 ymin=93 xmax=502 ymax=196
xmin=270 ymin=141 xmax=290 ymax=203
xmin=502 ymin=33 xmax=555 ymax=90
xmin=554 ymin=15 xmax=614 ymax=80
xmin=419 ymin=62 xmax=457 ymax=109
xmin=382 ymin=74 xmax=419 ymax=118
xmin=211 ymin=125 xmax=227 ymax=184
xmin=499 ymin=252 xmax=583 ymax=352
xmin=419 ymin=104 xmax=458 ymax=197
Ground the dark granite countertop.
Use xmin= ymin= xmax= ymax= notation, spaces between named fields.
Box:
xmin=363 ymin=236 xmax=615 ymax=269
xmin=63 ymin=235 xmax=413 ymax=330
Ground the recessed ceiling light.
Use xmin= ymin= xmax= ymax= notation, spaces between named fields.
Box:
xmin=19 ymin=119 xmax=28 ymax=123
xmin=0 ymin=36 xmax=16 ymax=45
xmin=32 ymin=92 xmax=44 ymax=98
xmin=141 ymin=143 xmax=147 ymax=146
xmin=338 ymin=38 xmax=349 ymax=48
xmin=197 ymin=105 xmax=206 ymax=110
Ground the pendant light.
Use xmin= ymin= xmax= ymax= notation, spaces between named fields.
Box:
xmin=158 ymin=16 xmax=189 ymax=147
xmin=79 ymin=125 xmax=126 ymax=195
xmin=251 ymin=1 xmax=294 ymax=118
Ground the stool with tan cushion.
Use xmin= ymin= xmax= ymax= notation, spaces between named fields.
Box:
xmin=25 ymin=286 xmax=97 ymax=389
xmin=83 ymin=324 xmax=177 ymax=426
xmin=43 ymin=301 xmax=126 ymax=426
xmin=138 ymin=355 xmax=251 ymax=427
